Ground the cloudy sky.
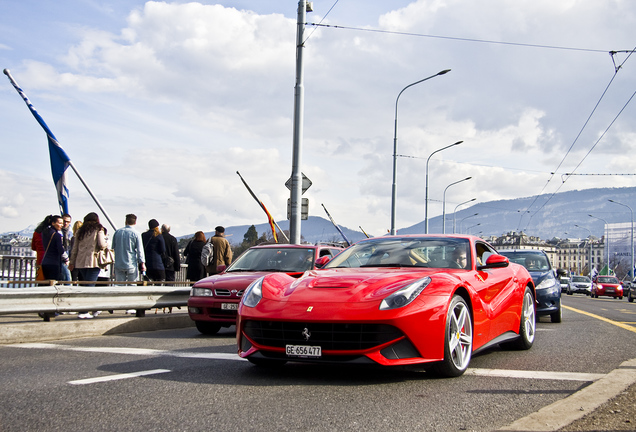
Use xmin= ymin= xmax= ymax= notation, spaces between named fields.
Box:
xmin=1 ymin=0 xmax=635 ymax=239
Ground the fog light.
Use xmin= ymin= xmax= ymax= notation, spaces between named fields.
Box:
xmin=188 ymin=307 xmax=201 ymax=314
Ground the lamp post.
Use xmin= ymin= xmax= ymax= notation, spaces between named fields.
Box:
xmin=589 ymin=214 xmax=610 ymax=274
xmin=459 ymin=213 xmax=478 ymax=234
xmin=608 ymin=199 xmax=634 ymax=279
xmin=466 ymin=223 xmax=481 ymax=234
xmin=575 ymin=224 xmax=593 ymax=276
xmin=453 ymin=198 xmax=476 ymax=234
xmin=425 ymin=140 xmax=464 ymax=233
xmin=442 ymin=177 xmax=471 ymax=234
xmin=390 ymin=69 xmax=451 ymax=236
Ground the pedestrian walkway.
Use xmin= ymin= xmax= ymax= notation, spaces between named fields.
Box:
xmin=0 ymin=309 xmax=194 ymax=345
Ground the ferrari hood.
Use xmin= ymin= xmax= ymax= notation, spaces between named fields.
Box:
xmin=263 ymin=267 xmax=449 ymax=304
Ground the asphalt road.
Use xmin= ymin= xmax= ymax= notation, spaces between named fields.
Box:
xmin=0 ymin=295 xmax=634 ymax=432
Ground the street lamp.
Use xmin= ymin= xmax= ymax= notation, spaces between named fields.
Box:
xmin=575 ymin=224 xmax=593 ymax=276
xmin=589 ymin=214 xmax=610 ymax=274
xmin=466 ymin=223 xmax=481 ymax=234
xmin=425 ymin=140 xmax=464 ymax=233
xmin=442 ymin=177 xmax=471 ymax=234
xmin=390 ymin=69 xmax=451 ymax=236
xmin=453 ymin=198 xmax=476 ymax=234
xmin=608 ymin=199 xmax=634 ymax=279
xmin=459 ymin=213 xmax=478 ymax=234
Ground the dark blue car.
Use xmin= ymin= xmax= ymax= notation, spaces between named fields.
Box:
xmin=498 ymin=249 xmax=562 ymax=323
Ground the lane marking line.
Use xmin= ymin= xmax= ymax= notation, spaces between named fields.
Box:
xmin=466 ymin=368 xmax=604 ymax=382
xmin=10 ymin=343 xmax=607 ymax=383
xmin=9 ymin=342 xmax=247 ymax=361
xmin=68 ymin=369 xmax=171 ymax=385
xmin=563 ymin=305 xmax=636 ymax=333
xmin=499 ymin=358 xmax=636 ymax=431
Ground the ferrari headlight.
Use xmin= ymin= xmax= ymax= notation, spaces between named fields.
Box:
xmin=536 ymin=277 xmax=558 ymax=290
xmin=191 ymin=287 xmax=212 ymax=297
xmin=242 ymin=276 xmax=264 ymax=308
xmin=380 ymin=277 xmax=431 ymax=310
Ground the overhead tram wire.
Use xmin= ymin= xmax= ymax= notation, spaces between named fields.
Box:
xmin=307 ymin=23 xmax=615 ymax=54
xmin=519 ymin=45 xmax=636 ymax=232
xmin=309 ymin=21 xmax=634 ymax=234
xmin=303 ymin=1 xmax=339 ymax=44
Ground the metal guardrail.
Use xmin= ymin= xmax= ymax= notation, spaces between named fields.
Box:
xmin=0 ymin=281 xmax=192 ymax=320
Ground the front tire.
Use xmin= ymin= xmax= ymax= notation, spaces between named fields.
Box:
xmin=503 ymin=286 xmax=535 ymax=350
xmin=551 ymin=298 xmax=562 ymax=323
xmin=195 ymin=321 xmax=222 ymax=335
xmin=432 ymin=295 xmax=472 ymax=378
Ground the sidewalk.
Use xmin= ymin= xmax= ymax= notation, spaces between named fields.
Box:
xmin=0 ymin=309 xmax=194 ymax=345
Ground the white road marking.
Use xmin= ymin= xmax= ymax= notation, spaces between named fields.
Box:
xmin=68 ymin=369 xmax=171 ymax=385
xmin=11 ymin=343 xmax=246 ymax=361
xmin=466 ymin=368 xmax=605 ymax=382
xmin=11 ymin=342 xmax=607 ymax=382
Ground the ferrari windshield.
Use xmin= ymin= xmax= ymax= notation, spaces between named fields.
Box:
xmin=324 ymin=237 xmax=471 ymax=269
xmin=226 ymin=247 xmax=315 ymax=272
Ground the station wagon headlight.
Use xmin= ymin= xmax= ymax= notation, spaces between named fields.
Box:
xmin=191 ymin=287 xmax=212 ymax=297
xmin=380 ymin=277 xmax=431 ymax=310
xmin=242 ymin=276 xmax=264 ymax=308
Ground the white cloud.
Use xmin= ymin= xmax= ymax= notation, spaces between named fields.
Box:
xmin=1 ymin=1 xmax=635 ymax=238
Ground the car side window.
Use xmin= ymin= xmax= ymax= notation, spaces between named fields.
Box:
xmin=475 ymin=242 xmax=496 ymax=266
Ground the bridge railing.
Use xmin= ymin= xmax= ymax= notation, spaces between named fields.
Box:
xmin=0 ymin=255 xmax=194 ymax=320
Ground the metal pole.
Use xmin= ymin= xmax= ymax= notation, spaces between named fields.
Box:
xmin=589 ymin=214 xmax=609 ymax=274
xmin=575 ymin=224 xmax=592 ymax=276
xmin=442 ymin=177 xmax=471 ymax=234
xmin=608 ymin=200 xmax=634 ymax=279
xmin=425 ymin=140 xmax=463 ymax=233
xmin=390 ymin=69 xmax=451 ymax=235
xmin=68 ymin=161 xmax=116 ymax=232
xmin=452 ymin=198 xmax=476 ymax=234
xmin=289 ymin=1 xmax=309 ymax=244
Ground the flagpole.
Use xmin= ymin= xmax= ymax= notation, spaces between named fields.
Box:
xmin=67 ymin=161 xmax=116 ymax=231
xmin=321 ymin=203 xmax=351 ymax=246
xmin=3 ymin=69 xmax=116 ymax=232
xmin=236 ymin=171 xmax=289 ymax=243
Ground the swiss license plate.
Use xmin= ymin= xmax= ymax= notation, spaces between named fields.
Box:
xmin=221 ymin=303 xmax=238 ymax=310
xmin=286 ymin=344 xmax=321 ymax=358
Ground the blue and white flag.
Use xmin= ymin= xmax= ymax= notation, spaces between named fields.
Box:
xmin=4 ymin=69 xmax=71 ymax=214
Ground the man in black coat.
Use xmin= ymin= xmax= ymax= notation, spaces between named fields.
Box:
xmin=161 ymin=224 xmax=181 ymax=282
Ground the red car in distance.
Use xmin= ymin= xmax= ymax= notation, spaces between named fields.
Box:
xmin=592 ymin=275 xmax=623 ymax=299
xmin=188 ymin=243 xmax=344 ymax=334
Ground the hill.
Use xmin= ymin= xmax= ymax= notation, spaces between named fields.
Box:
xmin=5 ymin=187 xmax=636 ymax=244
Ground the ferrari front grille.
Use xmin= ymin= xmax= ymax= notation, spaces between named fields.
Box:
xmin=243 ymin=320 xmax=403 ymax=351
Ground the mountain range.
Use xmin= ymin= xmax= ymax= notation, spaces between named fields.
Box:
xmin=220 ymin=186 xmax=636 ymax=244
xmin=6 ymin=187 xmax=636 ymax=244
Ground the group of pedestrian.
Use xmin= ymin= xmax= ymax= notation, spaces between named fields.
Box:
xmin=183 ymin=226 xmax=232 ymax=282
xmin=30 ymin=212 xmax=232 ymax=317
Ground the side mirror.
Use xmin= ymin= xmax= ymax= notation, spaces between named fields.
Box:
xmin=477 ymin=254 xmax=509 ymax=271
xmin=315 ymin=256 xmax=331 ymax=268
xmin=217 ymin=265 xmax=227 ymax=273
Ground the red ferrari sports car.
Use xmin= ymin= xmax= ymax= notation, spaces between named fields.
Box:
xmin=237 ymin=235 xmax=536 ymax=377
xmin=188 ymin=243 xmax=343 ymax=334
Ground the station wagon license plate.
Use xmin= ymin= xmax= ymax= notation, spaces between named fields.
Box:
xmin=221 ymin=303 xmax=238 ymax=310
xmin=286 ymin=345 xmax=321 ymax=358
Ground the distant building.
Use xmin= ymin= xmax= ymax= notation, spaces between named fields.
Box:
xmin=490 ymin=231 xmax=557 ymax=267
xmin=0 ymin=234 xmax=34 ymax=257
